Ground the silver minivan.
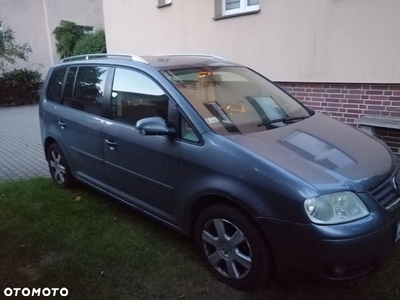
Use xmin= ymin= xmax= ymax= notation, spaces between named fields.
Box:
xmin=40 ymin=54 xmax=400 ymax=289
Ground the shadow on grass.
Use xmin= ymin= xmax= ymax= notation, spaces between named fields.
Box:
xmin=0 ymin=178 xmax=399 ymax=300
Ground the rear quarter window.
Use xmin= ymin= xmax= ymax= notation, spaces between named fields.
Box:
xmin=46 ymin=68 xmax=67 ymax=104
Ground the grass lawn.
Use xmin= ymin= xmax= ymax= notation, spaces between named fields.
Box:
xmin=0 ymin=178 xmax=399 ymax=299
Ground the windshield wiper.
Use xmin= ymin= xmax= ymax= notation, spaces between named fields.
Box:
xmin=257 ymin=116 xmax=309 ymax=127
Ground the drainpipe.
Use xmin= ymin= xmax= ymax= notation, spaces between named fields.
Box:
xmin=42 ymin=0 xmax=55 ymax=65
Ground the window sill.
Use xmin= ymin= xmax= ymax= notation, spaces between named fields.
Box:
xmin=213 ymin=9 xmax=260 ymax=21
xmin=157 ymin=2 xmax=172 ymax=8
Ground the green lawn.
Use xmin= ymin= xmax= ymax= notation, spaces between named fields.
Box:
xmin=0 ymin=178 xmax=399 ymax=299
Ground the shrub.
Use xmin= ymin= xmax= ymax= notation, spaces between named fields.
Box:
xmin=0 ymin=68 xmax=42 ymax=106
xmin=53 ymin=20 xmax=84 ymax=58
xmin=73 ymin=29 xmax=107 ymax=56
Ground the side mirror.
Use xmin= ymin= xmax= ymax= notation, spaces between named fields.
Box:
xmin=136 ymin=117 xmax=175 ymax=136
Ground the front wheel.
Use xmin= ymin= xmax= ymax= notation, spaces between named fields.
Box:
xmin=47 ymin=143 xmax=74 ymax=187
xmin=194 ymin=204 xmax=274 ymax=290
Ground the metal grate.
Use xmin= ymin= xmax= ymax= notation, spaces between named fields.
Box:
xmin=369 ymin=170 xmax=400 ymax=210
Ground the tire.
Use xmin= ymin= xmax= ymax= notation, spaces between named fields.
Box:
xmin=47 ymin=143 xmax=74 ymax=187
xmin=194 ymin=204 xmax=274 ymax=290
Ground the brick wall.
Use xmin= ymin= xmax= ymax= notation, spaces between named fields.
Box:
xmin=277 ymin=82 xmax=400 ymax=155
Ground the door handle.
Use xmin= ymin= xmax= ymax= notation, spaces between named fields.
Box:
xmin=105 ymin=139 xmax=117 ymax=150
xmin=58 ymin=120 xmax=66 ymax=129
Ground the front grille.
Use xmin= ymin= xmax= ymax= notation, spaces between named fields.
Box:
xmin=369 ymin=171 xmax=400 ymax=210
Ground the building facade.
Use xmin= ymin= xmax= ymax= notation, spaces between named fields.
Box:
xmin=102 ymin=0 xmax=400 ymax=154
xmin=0 ymin=0 xmax=104 ymax=76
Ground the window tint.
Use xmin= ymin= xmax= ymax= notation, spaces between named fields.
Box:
xmin=63 ymin=67 xmax=78 ymax=107
xmin=72 ymin=66 xmax=109 ymax=116
xmin=111 ymin=68 xmax=169 ymax=126
xmin=47 ymin=68 xmax=66 ymax=104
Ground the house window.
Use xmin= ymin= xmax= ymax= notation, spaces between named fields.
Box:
xmin=215 ymin=0 xmax=260 ymax=19
xmin=157 ymin=0 xmax=172 ymax=8
xmin=78 ymin=25 xmax=94 ymax=34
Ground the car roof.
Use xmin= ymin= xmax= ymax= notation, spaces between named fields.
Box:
xmin=55 ymin=53 xmax=242 ymax=70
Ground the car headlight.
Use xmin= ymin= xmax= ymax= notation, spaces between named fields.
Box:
xmin=304 ymin=192 xmax=369 ymax=225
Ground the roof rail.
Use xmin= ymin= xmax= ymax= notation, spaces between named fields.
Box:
xmin=60 ymin=53 xmax=149 ymax=64
xmin=156 ymin=54 xmax=229 ymax=62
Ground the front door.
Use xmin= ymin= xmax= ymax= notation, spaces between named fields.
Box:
xmin=103 ymin=67 xmax=180 ymax=224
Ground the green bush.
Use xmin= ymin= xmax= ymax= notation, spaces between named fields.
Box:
xmin=0 ymin=68 xmax=42 ymax=106
xmin=73 ymin=29 xmax=107 ymax=55
xmin=53 ymin=20 xmax=84 ymax=58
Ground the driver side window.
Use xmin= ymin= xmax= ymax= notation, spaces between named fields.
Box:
xmin=111 ymin=68 xmax=169 ymax=126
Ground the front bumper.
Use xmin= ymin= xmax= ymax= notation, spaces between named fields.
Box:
xmin=256 ymin=211 xmax=400 ymax=282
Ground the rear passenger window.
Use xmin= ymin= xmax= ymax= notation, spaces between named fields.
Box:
xmin=47 ymin=68 xmax=66 ymax=104
xmin=110 ymin=68 xmax=169 ymax=125
xmin=72 ymin=66 xmax=109 ymax=116
xmin=63 ymin=67 xmax=78 ymax=107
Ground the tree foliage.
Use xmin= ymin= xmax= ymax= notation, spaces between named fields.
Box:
xmin=0 ymin=25 xmax=32 ymax=72
xmin=53 ymin=20 xmax=84 ymax=58
xmin=0 ymin=68 xmax=42 ymax=106
xmin=73 ymin=29 xmax=107 ymax=56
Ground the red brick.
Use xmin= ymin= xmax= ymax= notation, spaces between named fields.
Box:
xmin=326 ymin=89 xmax=341 ymax=93
xmin=325 ymin=107 xmax=339 ymax=112
xmin=364 ymin=110 xmax=383 ymax=115
xmin=388 ymin=96 xmax=400 ymax=101
xmin=329 ymin=94 xmax=345 ymax=98
xmin=367 ymin=105 xmax=385 ymax=110
xmin=348 ymin=90 xmax=364 ymax=95
xmin=348 ymin=99 xmax=363 ymax=104
xmin=370 ymin=85 xmax=389 ymax=90
xmin=309 ymin=93 xmax=323 ymax=97
xmin=386 ymin=106 xmax=400 ymax=112
xmin=365 ymin=100 xmax=382 ymax=105
xmin=369 ymin=96 xmax=389 ymax=100
xmin=326 ymin=98 xmax=341 ymax=103
xmin=347 ymin=109 xmax=363 ymax=114
xmin=343 ymin=104 xmax=359 ymax=108
xmin=344 ymin=113 xmax=359 ymax=119
xmin=346 ymin=94 xmax=361 ymax=99
xmin=366 ymin=90 xmax=384 ymax=95
xmin=311 ymin=97 xmax=324 ymax=102
xmin=389 ymin=86 xmax=400 ymax=90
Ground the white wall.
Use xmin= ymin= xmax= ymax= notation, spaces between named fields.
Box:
xmin=0 ymin=0 xmax=104 ymax=77
xmin=103 ymin=0 xmax=400 ymax=83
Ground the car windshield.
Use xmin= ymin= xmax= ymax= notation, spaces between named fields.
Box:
xmin=161 ymin=66 xmax=312 ymax=135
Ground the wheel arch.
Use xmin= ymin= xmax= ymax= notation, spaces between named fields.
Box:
xmin=44 ymin=137 xmax=58 ymax=160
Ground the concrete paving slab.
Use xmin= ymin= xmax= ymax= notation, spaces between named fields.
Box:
xmin=0 ymin=105 xmax=50 ymax=183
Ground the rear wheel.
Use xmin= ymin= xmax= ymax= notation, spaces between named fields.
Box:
xmin=47 ymin=143 xmax=74 ymax=187
xmin=194 ymin=204 xmax=274 ymax=290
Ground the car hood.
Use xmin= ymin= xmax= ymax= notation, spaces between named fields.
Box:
xmin=225 ymin=113 xmax=395 ymax=193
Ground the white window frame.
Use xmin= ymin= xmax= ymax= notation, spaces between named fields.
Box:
xmin=222 ymin=0 xmax=259 ymax=16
